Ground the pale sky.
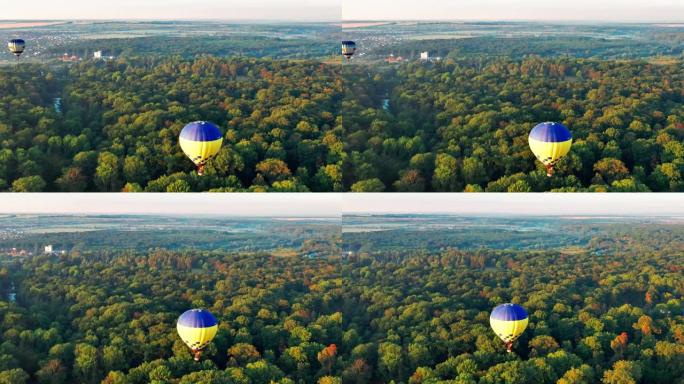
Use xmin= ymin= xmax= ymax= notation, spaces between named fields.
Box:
xmin=1 ymin=0 xmax=340 ymax=21
xmin=343 ymin=0 xmax=684 ymax=22
xmin=0 ymin=194 xmax=342 ymax=217
xmin=1 ymin=194 xmax=682 ymax=218
xmin=342 ymin=194 xmax=684 ymax=217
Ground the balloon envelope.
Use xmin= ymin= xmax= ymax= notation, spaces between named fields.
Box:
xmin=177 ymin=309 xmax=218 ymax=352
xmin=528 ymin=122 xmax=573 ymax=172
xmin=342 ymin=41 xmax=356 ymax=59
xmin=8 ymin=39 xmax=25 ymax=57
xmin=490 ymin=303 xmax=528 ymax=345
xmin=179 ymin=121 xmax=223 ymax=167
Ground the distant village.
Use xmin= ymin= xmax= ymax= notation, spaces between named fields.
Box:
xmin=384 ymin=51 xmax=442 ymax=63
xmin=0 ymin=31 xmax=113 ymax=63
xmin=0 ymin=244 xmax=66 ymax=258
xmin=59 ymin=50 xmax=116 ymax=62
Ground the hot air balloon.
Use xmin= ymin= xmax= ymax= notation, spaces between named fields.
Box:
xmin=528 ymin=122 xmax=573 ymax=177
xmin=8 ymin=39 xmax=25 ymax=58
xmin=177 ymin=309 xmax=218 ymax=361
xmin=179 ymin=121 xmax=223 ymax=176
xmin=342 ymin=41 xmax=356 ymax=62
xmin=490 ymin=303 xmax=528 ymax=353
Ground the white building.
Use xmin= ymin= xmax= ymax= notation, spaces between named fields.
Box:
xmin=44 ymin=245 xmax=53 ymax=254
xmin=420 ymin=51 xmax=430 ymax=60
xmin=94 ymin=51 xmax=102 ymax=59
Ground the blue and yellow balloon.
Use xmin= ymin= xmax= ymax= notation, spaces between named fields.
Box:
xmin=342 ymin=41 xmax=356 ymax=62
xmin=179 ymin=121 xmax=223 ymax=176
xmin=8 ymin=39 xmax=25 ymax=58
xmin=490 ymin=303 xmax=528 ymax=352
xmin=177 ymin=309 xmax=218 ymax=361
xmin=529 ymin=122 xmax=572 ymax=177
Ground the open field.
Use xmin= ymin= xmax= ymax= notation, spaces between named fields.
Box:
xmin=0 ymin=21 xmax=66 ymax=29
xmin=342 ymin=22 xmax=392 ymax=28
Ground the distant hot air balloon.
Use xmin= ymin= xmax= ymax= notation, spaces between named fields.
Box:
xmin=490 ymin=303 xmax=528 ymax=353
xmin=528 ymin=122 xmax=573 ymax=177
xmin=8 ymin=39 xmax=25 ymax=58
xmin=179 ymin=121 xmax=223 ymax=176
xmin=177 ymin=309 xmax=218 ymax=361
xmin=342 ymin=41 xmax=356 ymax=62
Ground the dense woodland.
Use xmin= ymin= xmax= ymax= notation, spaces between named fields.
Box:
xmin=0 ymin=222 xmax=682 ymax=383
xmin=0 ymin=57 xmax=342 ymax=191
xmin=342 ymin=56 xmax=684 ymax=191
xmin=341 ymin=224 xmax=684 ymax=383
xmin=0 ymin=223 xmax=339 ymax=255
xmin=368 ymin=35 xmax=684 ymax=61
xmin=0 ymin=249 xmax=344 ymax=384
xmin=2 ymin=35 xmax=684 ymax=191
xmin=45 ymin=35 xmax=338 ymax=61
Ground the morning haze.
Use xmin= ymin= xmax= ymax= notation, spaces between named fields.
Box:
xmin=1 ymin=0 xmax=341 ymax=21
xmin=343 ymin=0 xmax=684 ymax=22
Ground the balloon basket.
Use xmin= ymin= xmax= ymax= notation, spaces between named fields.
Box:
xmin=545 ymin=165 xmax=554 ymax=178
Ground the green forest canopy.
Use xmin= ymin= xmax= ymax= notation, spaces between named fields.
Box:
xmin=2 ymin=32 xmax=684 ymax=191
xmin=342 ymin=56 xmax=684 ymax=192
xmin=0 ymin=57 xmax=343 ymax=192
xmin=0 ymin=219 xmax=682 ymax=383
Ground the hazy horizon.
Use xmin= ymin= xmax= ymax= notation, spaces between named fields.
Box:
xmin=1 ymin=194 xmax=681 ymax=218
xmin=0 ymin=0 xmax=341 ymax=22
xmin=0 ymin=194 xmax=342 ymax=217
xmin=342 ymin=194 xmax=684 ymax=216
xmin=1 ymin=19 xmax=679 ymax=25
xmin=343 ymin=0 xmax=684 ymax=23
xmin=0 ymin=19 xmax=337 ymax=23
